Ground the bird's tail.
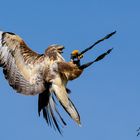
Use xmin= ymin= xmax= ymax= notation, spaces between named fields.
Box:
xmin=38 ymin=79 xmax=80 ymax=134
xmin=51 ymin=78 xmax=81 ymax=125
xmin=38 ymin=90 xmax=67 ymax=134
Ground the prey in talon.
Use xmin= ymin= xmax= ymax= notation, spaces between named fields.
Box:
xmin=0 ymin=30 xmax=116 ymax=134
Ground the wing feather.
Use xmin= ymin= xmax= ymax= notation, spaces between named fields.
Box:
xmin=0 ymin=31 xmax=80 ymax=133
xmin=0 ymin=31 xmax=46 ymax=95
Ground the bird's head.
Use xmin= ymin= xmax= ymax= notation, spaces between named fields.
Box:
xmin=45 ymin=44 xmax=64 ymax=54
xmin=45 ymin=44 xmax=65 ymax=60
xmin=71 ymin=50 xmax=83 ymax=61
xmin=55 ymin=45 xmax=65 ymax=54
xmin=46 ymin=44 xmax=65 ymax=54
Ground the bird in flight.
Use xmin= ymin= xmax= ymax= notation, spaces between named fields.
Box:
xmin=0 ymin=31 xmax=116 ymax=134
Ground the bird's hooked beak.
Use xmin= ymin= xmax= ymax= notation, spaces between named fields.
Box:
xmin=57 ymin=45 xmax=65 ymax=54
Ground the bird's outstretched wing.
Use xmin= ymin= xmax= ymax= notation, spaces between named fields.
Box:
xmin=0 ymin=31 xmax=46 ymax=95
xmin=0 ymin=31 xmax=80 ymax=134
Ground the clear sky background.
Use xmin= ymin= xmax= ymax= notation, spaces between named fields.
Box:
xmin=0 ymin=0 xmax=140 ymax=140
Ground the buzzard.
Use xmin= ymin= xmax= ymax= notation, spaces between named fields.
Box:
xmin=0 ymin=31 xmax=116 ymax=134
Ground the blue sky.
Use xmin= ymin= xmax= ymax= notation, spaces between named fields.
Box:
xmin=0 ymin=0 xmax=140 ymax=139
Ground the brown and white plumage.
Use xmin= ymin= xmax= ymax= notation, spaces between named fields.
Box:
xmin=0 ymin=31 xmax=83 ymax=133
xmin=0 ymin=31 xmax=114 ymax=134
xmin=0 ymin=32 xmax=47 ymax=95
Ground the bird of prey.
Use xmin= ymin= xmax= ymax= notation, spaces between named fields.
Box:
xmin=0 ymin=31 xmax=116 ymax=134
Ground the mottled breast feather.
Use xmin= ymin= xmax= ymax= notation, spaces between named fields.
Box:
xmin=57 ymin=61 xmax=83 ymax=80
